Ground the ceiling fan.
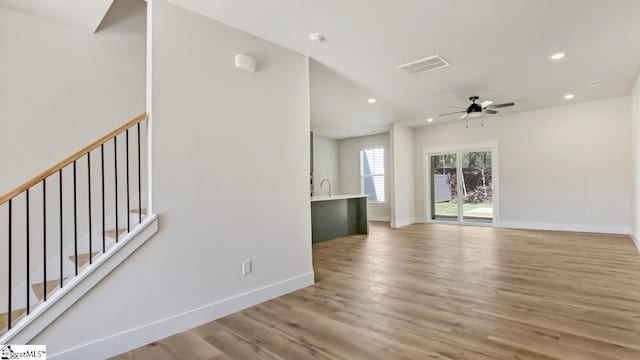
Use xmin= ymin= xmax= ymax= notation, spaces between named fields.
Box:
xmin=439 ymin=96 xmax=515 ymax=120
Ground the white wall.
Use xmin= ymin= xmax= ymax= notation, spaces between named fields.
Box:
xmin=0 ymin=0 xmax=147 ymax=316
xmin=390 ymin=124 xmax=415 ymax=228
xmin=0 ymin=0 xmax=114 ymax=32
xmin=338 ymin=133 xmax=391 ymax=221
xmin=631 ymin=74 xmax=640 ymax=248
xmin=32 ymin=0 xmax=313 ymax=357
xmin=0 ymin=1 xmax=146 ymax=195
xmin=313 ymin=135 xmax=339 ymax=196
xmin=414 ymin=97 xmax=631 ymax=234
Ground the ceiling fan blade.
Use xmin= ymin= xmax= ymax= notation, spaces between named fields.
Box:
xmin=448 ymin=105 xmax=466 ymax=109
xmin=487 ymin=102 xmax=515 ymax=109
xmin=480 ymin=100 xmax=494 ymax=108
xmin=439 ymin=110 xmax=466 ymax=117
xmin=459 ymin=113 xmax=468 ymax=120
xmin=484 ymin=109 xmax=498 ymax=115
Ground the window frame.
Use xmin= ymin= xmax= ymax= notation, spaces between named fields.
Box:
xmin=359 ymin=147 xmax=386 ymax=205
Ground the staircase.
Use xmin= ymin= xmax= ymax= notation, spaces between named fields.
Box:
xmin=0 ymin=113 xmax=153 ymax=339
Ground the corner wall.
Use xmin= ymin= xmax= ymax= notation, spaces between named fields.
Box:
xmin=414 ymin=97 xmax=631 ymax=234
xmin=390 ymin=124 xmax=415 ymax=227
xmin=631 ymin=74 xmax=640 ymax=249
xmin=32 ymin=1 xmax=313 ymax=357
xmin=338 ymin=133 xmax=391 ymax=221
xmin=313 ymin=135 xmax=339 ymax=196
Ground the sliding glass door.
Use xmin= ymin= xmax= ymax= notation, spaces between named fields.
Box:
xmin=428 ymin=148 xmax=495 ymax=224
xmin=430 ymin=153 xmax=459 ymax=222
xmin=461 ymin=151 xmax=493 ymax=223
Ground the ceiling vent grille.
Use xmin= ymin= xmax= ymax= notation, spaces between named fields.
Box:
xmin=396 ymin=54 xmax=450 ymax=74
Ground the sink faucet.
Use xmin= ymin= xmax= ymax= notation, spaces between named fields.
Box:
xmin=320 ymin=179 xmax=332 ymax=196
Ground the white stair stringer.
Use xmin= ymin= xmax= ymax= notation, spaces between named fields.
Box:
xmin=0 ymin=210 xmax=147 ymax=312
xmin=0 ymin=214 xmax=157 ymax=344
xmin=0 ymin=209 xmax=150 ymax=338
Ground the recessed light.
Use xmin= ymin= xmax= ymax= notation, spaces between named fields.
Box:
xmin=308 ymin=33 xmax=326 ymax=43
xmin=550 ymin=52 xmax=566 ymax=60
xmin=564 ymin=94 xmax=575 ymax=100
xmin=427 ymin=118 xmax=434 ymax=122
xmin=367 ymin=98 xmax=376 ymax=104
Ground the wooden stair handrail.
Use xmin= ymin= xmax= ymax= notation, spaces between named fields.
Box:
xmin=0 ymin=113 xmax=147 ymax=206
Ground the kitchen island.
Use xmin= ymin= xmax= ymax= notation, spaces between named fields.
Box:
xmin=310 ymin=195 xmax=368 ymax=243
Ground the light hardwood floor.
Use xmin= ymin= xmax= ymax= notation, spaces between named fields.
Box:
xmin=113 ymin=222 xmax=640 ymax=360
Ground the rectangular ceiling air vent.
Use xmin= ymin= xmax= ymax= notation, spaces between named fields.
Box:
xmin=396 ymin=54 xmax=450 ymax=74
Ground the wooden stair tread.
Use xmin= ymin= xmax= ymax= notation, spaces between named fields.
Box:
xmin=130 ymin=208 xmax=147 ymax=215
xmin=69 ymin=252 xmax=99 ymax=268
xmin=0 ymin=308 xmax=26 ymax=332
xmin=32 ymin=278 xmax=67 ymax=301
xmin=105 ymin=228 xmax=127 ymax=239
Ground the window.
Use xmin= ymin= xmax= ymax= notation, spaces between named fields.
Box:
xmin=360 ymin=148 xmax=385 ymax=203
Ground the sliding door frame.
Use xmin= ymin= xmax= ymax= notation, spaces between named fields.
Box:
xmin=423 ymin=141 xmax=499 ymax=226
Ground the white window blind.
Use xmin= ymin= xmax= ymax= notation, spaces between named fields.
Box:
xmin=360 ymin=148 xmax=385 ymax=203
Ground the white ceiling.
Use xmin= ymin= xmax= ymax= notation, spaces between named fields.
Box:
xmin=169 ymin=0 xmax=640 ymax=138
xmin=5 ymin=0 xmax=638 ymax=138
xmin=0 ymin=0 xmax=114 ymax=32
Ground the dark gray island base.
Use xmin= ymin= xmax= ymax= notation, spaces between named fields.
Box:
xmin=311 ymin=195 xmax=369 ymax=243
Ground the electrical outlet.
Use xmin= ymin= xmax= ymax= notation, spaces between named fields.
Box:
xmin=242 ymin=259 xmax=252 ymax=275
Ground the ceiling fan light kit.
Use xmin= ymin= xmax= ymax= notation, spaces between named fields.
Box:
xmin=439 ymin=95 xmax=515 ymax=127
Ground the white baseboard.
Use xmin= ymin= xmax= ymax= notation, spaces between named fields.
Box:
xmin=631 ymin=233 xmax=640 ymax=252
xmin=50 ymin=271 xmax=315 ymax=360
xmin=369 ymin=216 xmax=391 ymax=222
xmin=391 ymin=218 xmax=420 ymax=228
xmin=498 ymin=221 xmax=630 ymax=235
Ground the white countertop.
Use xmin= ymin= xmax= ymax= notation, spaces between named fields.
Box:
xmin=310 ymin=194 xmax=367 ymax=202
